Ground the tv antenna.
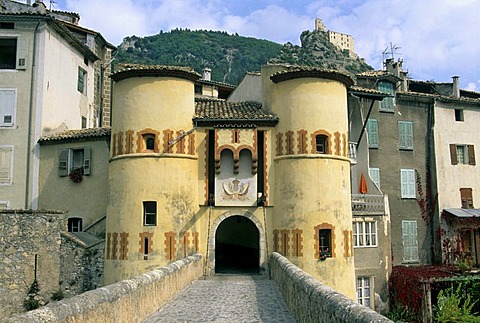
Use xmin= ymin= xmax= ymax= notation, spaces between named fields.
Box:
xmin=382 ymin=42 xmax=402 ymax=67
xmin=49 ymin=0 xmax=56 ymax=10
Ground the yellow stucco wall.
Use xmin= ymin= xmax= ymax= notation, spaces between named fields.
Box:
xmin=269 ymin=73 xmax=356 ymax=299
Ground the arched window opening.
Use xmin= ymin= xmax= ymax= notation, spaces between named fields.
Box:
xmin=143 ymin=134 xmax=155 ymax=151
xmin=316 ymin=135 xmax=328 ymax=154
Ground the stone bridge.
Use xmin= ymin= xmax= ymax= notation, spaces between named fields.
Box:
xmin=9 ymin=253 xmax=392 ymax=323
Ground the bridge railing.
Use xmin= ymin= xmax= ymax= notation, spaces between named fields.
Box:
xmin=270 ymin=252 xmax=393 ymax=323
xmin=9 ymin=254 xmax=203 ymax=323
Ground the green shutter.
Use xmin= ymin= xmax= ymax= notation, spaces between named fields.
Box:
xmin=399 ymin=122 xmax=406 ymax=148
xmin=406 ymin=122 xmax=413 ymax=149
xmin=58 ymin=149 xmax=69 ymax=177
xmin=367 ymin=119 xmax=378 ymax=148
xmin=83 ymin=147 xmax=91 ymax=175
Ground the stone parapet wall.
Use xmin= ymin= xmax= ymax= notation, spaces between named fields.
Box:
xmin=9 ymin=254 xmax=203 ymax=322
xmin=270 ymin=252 xmax=392 ymax=323
xmin=0 ymin=210 xmax=66 ymax=319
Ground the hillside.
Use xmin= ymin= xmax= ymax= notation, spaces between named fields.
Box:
xmin=116 ymin=29 xmax=283 ymax=85
xmin=116 ymin=29 xmax=373 ymax=85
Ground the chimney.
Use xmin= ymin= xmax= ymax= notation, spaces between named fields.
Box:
xmin=452 ymin=76 xmax=460 ymax=98
xmin=202 ymin=68 xmax=211 ymax=81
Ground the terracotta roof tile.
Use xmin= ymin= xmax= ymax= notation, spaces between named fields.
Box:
xmin=194 ymin=98 xmax=278 ymax=127
xmin=270 ymin=65 xmax=354 ymax=87
xmin=38 ymin=127 xmax=111 ymax=144
xmin=111 ymin=64 xmax=201 ymax=82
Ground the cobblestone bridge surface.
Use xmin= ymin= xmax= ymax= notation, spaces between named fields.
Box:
xmin=143 ymin=274 xmax=296 ymax=322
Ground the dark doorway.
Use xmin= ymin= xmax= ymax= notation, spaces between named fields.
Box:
xmin=215 ymin=216 xmax=260 ymax=274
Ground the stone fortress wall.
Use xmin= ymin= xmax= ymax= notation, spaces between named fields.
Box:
xmin=0 ymin=210 xmax=104 ymax=318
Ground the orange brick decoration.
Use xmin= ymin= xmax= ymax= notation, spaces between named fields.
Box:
xmin=286 ymin=131 xmax=294 ymax=155
xmin=176 ymin=130 xmax=186 ymax=154
xmin=297 ymin=130 xmax=308 ymax=154
xmin=291 ymin=229 xmax=304 ymax=257
xmin=182 ymin=232 xmax=190 ymax=257
xmin=125 ymin=130 xmax=134 ymax=154
xmin=139 ymin=232 xmax=154 ymax=256
xmin=111 ymin=232 xmax=118 ymax=260
xmin=164 ymin=231 xmax=176 ymax=260
xmin=273 ymin=230 xmax=279 ymax=252
xmin=163 ymin=130 xmax=174 ymax=153
xmin=106 ymin=232 xmax=111 ymax=260
xmin=281 ymin=229 xmax=290 ymax=256
xmin=117 ymin=132 xmax=124 ymax=156
xmin=334 ymin=131 xmax=341 ymax=155
xmin=276 ymin=133 xmax=283 ymax=156
xmin=188 ymin=133 xmax=195 ymax=155
xmin=193 ymin=232 xmax=199 ymax=252
xmin=343 ymin=230 xmax=353 ymax=257
xmin=119 ymin=232 xmax=129 ymax=260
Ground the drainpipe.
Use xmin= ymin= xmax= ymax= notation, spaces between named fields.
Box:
xmin=25 ymin=20 xmax=41 ymax=209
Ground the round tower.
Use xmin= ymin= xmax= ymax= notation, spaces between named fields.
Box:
xmin=104 ymin=65 xmax=201 ymax=284
xmin=267 ymin=66 xmax=356 ymax=299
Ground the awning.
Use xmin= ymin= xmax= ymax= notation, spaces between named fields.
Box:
xmin=443 ymin=208 xmax=480 ymax=218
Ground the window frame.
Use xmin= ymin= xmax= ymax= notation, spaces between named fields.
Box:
xmin=77 ymin=66 xmax=87 ymax=94
xmin=450 ymin=144 xmax=476 ymax=166
xmin=58 ymin=147 xmax=91 ymax=177
xmin=398 ymin=121 xmax=414 ymax=150
xmin=378 ymin=81 xmax=395 ymax=112
xmin=353 ymin=221 xmax=378 ymax=248
xmin=0 ymin=145 xmax=14 ymax=185
xmin=400 ymin=169 xmax=416 ymax=198
xmin=402 ymin=220 xmax=419 ymax=263
xmin=0 ymin=88 xmax=16 ymax=127
xmin=356 ymin=276 xmax=372 ymax=308
xmin=366 ymin=119 xmax=378 ymax=148
xmin=67 ymin=217 xmax=83 ymax=232
xmin=369 ymin=167 xmax=380 ymax=189
xmin=455 ymin=109 xmax=464 ymax=122
xmin=315 ymin=135 xmax=328 ymax=154
xmin=143 ymin=201 xmax=157 ymax=226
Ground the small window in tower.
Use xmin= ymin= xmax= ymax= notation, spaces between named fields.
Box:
xmin=143 ymin=201 xmax=157 ymax=226
xmin=455 ymin=109 xmax=464 ymax=122
xmin=319 ymin=229 xmax=332 ymax=258
xmin=316 ymin=135 xmax=328 ymax=154
xmin=143 ymin=237 xmax=149 ymax=260
xmin=143 ymin=134 xmax=155 ymax=151
xmin=68 ymin=217 xmax=82 ymax=232
xmin=81 ymin=116 xmax=87 ymax=129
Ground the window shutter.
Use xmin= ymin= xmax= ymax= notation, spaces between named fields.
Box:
xmin=83 ymin=147 xmax=91 ymax=175
xmin=398 ymin=122 xmax=406 ymax=148
xmin=468 ymin=145 xmax=476 ymax=165
xmin=412 ymin=221 xmax=418 ymax=260
xmin=369 ymin=168 xmax=380 ymax=189
xmin=408 ymin=170 xmax=415 ymax=197
xmin=450 ymin=144 xmax=458 ymax=165
xmin=406 ymin=122 xmax=413 ymax=149
xmin=401 ymin=170 xmax=407 ymax=197
xmin=0 ymin=146 xmax=13 ymax=184
xmin=16 ymin=38 xmax=28 ymax=69
xmin=0 ymin=90 xmax=15 ymax=126
xmin=367 ymin=119 xmax=378 ymax=148
xmin=58 ymin=149 xmax=69 ymax=176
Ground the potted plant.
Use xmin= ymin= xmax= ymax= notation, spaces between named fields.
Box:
xmin=319 ymin=248 xmax=330 ymax=261
xmin=68 ymin=167 xmax=84 ymax=183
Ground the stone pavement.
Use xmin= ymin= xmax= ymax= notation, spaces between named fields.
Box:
xmin=143 ymin=274 xmax=296 ymax=322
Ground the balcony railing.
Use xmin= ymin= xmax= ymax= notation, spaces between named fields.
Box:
xmin=348 ymin=142 xmax=357 ymax=164
xmin=351 ymin=194 xmax=385 ymax=215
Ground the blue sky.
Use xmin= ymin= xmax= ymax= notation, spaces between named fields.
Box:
xmin=46 ymin=0 xmax=480 ymax=90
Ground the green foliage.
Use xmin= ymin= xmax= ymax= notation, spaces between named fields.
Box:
xmin=51 ymin=289 xmax=64 ymax=301
xmin=23 ymin=279 xmax=41 ymax=311
xmin=386 ymin=304 xmax=417 ymax=322
xmin=116 ymin=29 xmax=283 ymax=85
xmin=434 ymin=283 xmax=480 ymax=322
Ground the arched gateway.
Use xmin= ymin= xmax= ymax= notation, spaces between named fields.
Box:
xmin=209 ymin=212 xmax=266 ymax=274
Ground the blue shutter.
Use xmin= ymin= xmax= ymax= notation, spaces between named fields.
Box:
xmin=58 ymin=149 xmax=69 ymax=177
xmin=398 ymin=122 xmax=406 ymax=148
xmin=83 ymin=147 xmax=91 ymax=175
xmin=369 ymin=168 xmax=380 ymax=189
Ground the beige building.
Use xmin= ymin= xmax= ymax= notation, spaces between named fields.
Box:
xmin=315 ymin=17 xmax=355 ymax=53
xmin=0 ymin=0 xmax=114 ymax=210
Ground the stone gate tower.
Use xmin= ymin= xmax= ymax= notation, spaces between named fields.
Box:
xmin=265 ymin=65 xmax=356 ymax=298
xmin=104 ymin=66 xmax=201 ymax=284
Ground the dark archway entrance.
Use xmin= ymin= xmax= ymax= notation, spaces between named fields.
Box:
xmin=215 ymin=216 xmax=260 ymax=274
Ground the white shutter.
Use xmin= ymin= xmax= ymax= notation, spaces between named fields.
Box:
xmin=369 ymin=167 xmax=380 ymax=189
xmin=16 ymin=38 xmax=28 ymax=70
xmin=0 ymin=89 xmax=16 ymax=126
xmin=406 ymin=122 xmax=414 ymax=149
xmin=0 ymin=146 xmax=13 ymax=184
